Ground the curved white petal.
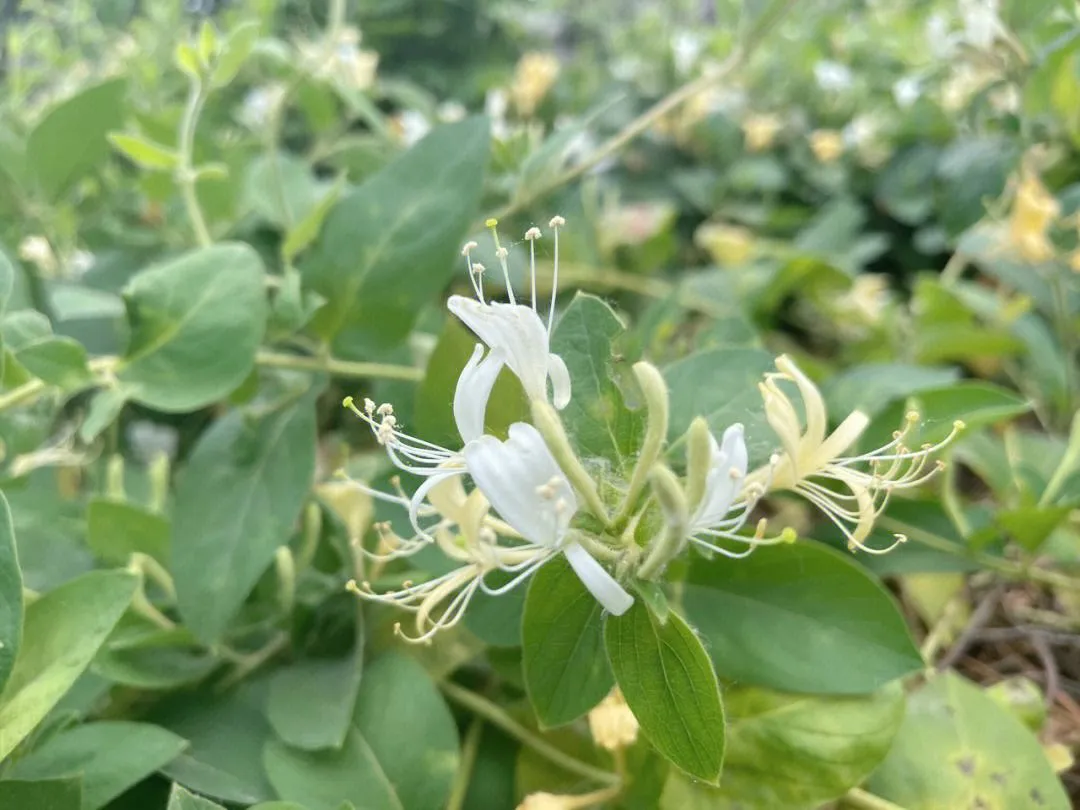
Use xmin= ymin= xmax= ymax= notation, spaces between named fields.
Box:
xmin=693 ymin=423 xmax=747 ymax=528
xmin=454 ymin=344 xmax=504 ymax=444
xmin=463 ymin=422 xmax=576 ymax=546
xmin=448 ymin=296 xmax=551 ymax=402
xmin=547 ymin=353 xmax=572 ymax=410
xmin=562 ymin=541 xmax=633 ymax=616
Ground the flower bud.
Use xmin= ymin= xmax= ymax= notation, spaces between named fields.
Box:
xmin=588 ymin=687 xmax=639 ymax=751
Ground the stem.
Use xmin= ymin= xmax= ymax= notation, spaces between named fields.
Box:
xmin=490 ymin=1 xmax=795 ymax=222
xmin=445 ymin=717 xmax=483 ymax=810
xmin=440 ymin=681 xmax=619 ymax=788
xmin=1040 ymin=410 xmax=1080 ymax=507
xmin=178 ymin=80 xmax=212 ymax=248
xmin=0 ymin=378 xmax=45 ymax=412
xmin=878 ymin=516 xmax=1080 ymax=593
xmin=255 ymin=349 xmax=424 ymax=381
xmin=843 ymin=788 xmax=908 ymax=810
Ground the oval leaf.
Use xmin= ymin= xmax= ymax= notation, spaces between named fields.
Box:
xmin=267 ymin=654 xmax=363 ymax=751
xmin=9 ymin=721 xmax=188 ymax=810
xmin=0 ymin=777 xmax=82 ymax=810
xmin=683 ymin=541 xmax=923 ymax=694
xmin=868 ymin=673 xmax=1070 ymax=809
xmin=523 ymin=555 xmax=614 ymax=727
xmin=118 ymin=243 xmax=267 ymax=412
xmin=167 ymin=784 xmax=228 ymax=810
xmin=661 ymin=683 xmax=905 ymax=809
xmin=172 ymin=388 xmax=317 ymax=643
xmin=0 ymin=492 xmax=21 ymax=695
xmin=0 ymin=570 xmax=137 ymax=761
xmin=604 ymin=601 xmax=725 ymax=783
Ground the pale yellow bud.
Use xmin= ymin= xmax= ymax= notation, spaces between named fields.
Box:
xmin=517 ymin=793 xmax=574 ymax=810
xmin=511 ymin=52 xmax=560 ymax=117
xmin=18 ymin=235 xmax=57 ymax=274
xmin=809 ymin=129 xmax=845 ymax=163
xmin=588 ymin=687 xmax=639 ymax=751
xmin=1008 ymin=169 xmax=1059 ymax=263
xmin=694 ymin=221 xmax=755 ymax=266
xmin=742 ymin=113 xmax=782 ymax=152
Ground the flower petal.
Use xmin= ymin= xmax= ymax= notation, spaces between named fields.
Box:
xmin=693 ymin=423 xmax=747 ymax=528
xmin=463 ymin=422 xmax=576 ymax=546
xmin=547 ymin=353 xmax=572 ymax=410
xmin=454 ymin=343 xmax=504 ymax=444
xmin=562 ymin=541 xmax=633 ymax=616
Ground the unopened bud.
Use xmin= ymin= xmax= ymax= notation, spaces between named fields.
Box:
xmin=685 ymin=416 xmax=714 ymax=515
xmin=531 ymin=400 xmax=609 ymax=525
xmin=588 ymin=687 xmax=639 ymax=751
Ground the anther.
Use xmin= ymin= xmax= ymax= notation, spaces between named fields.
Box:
xmin=549 ymin=215 xmax=565 ymax=228
xmin=377 ymin=402 xmax=394 ymax=416
xmin=524 ymin=226 xmax=541 ymax=240
xmin=461 ymin=241 xmax=478 ymax=256
xmin=363 ymin=397 xmax=376 ymax=414
xmin=495 ymin=246 xmax=508 ymax=259
xmin=471 ymin=262 xmax=486 ymax=275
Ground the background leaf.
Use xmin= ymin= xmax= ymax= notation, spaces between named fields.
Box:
xmin=0 ymin=571 xmax=136 ymax=760
xmin=605 ymin=601 xmax=725 ymax=783
xmin=267 ymin=654 xmax=363 ymax=752
xmin=0 ymin=492 xmax=22 ymax=695
xmin=683 ymin=541 xmax=923 ymax=694
xmin=303 ymin=117 xmax=490 ymax=350
xmin=166 ymin=784 xmax=227 ymax=810
xmin=0 ymin=777 xmax=83 ymax=810
xmin=172 ymin=385 xmax=318 ymax=643
xmin=117 ymin=243 xmax=268 ymax=412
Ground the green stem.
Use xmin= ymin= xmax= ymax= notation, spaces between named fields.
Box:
xmin=445 ymin=717 xmax=483 ymax=810
xmin=178 ymin=80 xmax=212 ymax=247
xmin=255 ymin=349 xmax=423 ymax=382
xmin=1040 ymin=410 xmax=1080 ymax=507
xmin=440 ymin=681 xmax=619 ymax=787
xmin=843 ymin=788 xmax=908 ymax=810
xmin=878 ymin=516 xmax=1080 ymax=593
xmin=0 ymin=378 xmax=46 ymax=412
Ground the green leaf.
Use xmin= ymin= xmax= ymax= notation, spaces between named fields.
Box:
xmin=86 ymin=499 xmax=169 ymax=565
xmin=267 ymin=654 xmax=363 ymax=751
xmin=0 ymin=570 xmax=137 ymax=760
xmin=167 ymin=784 xmax=227 ymax=810
xmin=155 ymin=683 xmax=276 ymax=804
xmin=995 ymin=504 xmax=1073 ymax=552
xmin=107 ymin=133 xmax=178 ymax=170
xmin=868 ymin=673 xmax=1070 ymax=809
xmin=117 ymin=243 xmax=267 ymax=413
xmin=862 ymin=382 xmax=1031 ymax=449
xmin=660 ymin=684 xmax=905 ymax=810
xmin=172 ymin=387 xmax=317 ymax=643
xmin=282 ymin=176 xmax=347 ymax=264
xmin=243 ymin=153 xmax=328 ymax=229
xmin=28 ymin=78 xmax=127 ymax=200
xmin=93 ymin=642 xmax=217 ymax=691
xmin=683 ymin=541 xmax=922 ymax=695
xmin=522 ymin=555 xmax=614 ymax=727
xmin=9 ymin=721 xmax=188 ymax=810
xmin=0 ymin=777 xmax=83 ymax=810
xmin=822 ymin=362 xmax=962 ymax=420
xmin=79 ymin=388 xmax=129 ymax=443
xmin=664 ymin=347 xmax=774 ymax=464
xmin=413 ymin=317 xmax=526 ymax=449
xmin=0 ymin=250 xmax=13 ymax=379
xmin=303 ymin=117 xmax=490 ymax=348
xmin=0 ymin=492 xmax=22 ymax=695
xmin=211 ymin=21 xmax=260 ymax=87
xmin=549 ymin=293 xmax=644 ymax=472
xmin=604 ymin=601 xmax=725 ymax=783
xmin=263 ymin=729 xmax=403 ymax=810
xmin=352 ymin=653 xmax=459 ymax=810
xmin=251 ymin=804 xmax=309 ymax=810
xmin=2 ymin=310 xmax=91 ymax=388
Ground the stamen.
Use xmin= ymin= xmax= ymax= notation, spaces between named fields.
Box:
xmin=486 ymin=218 xmax=515 ymax=304
xmin=547 ymin=215 xmax=565 ymax=335
xmin=525 ymin=226 xmax=541 ymax=311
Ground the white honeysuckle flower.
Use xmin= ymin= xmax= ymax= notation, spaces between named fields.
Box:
xmin=893 ymin=77 xmax=922 ymax=109
xmin=465 ymin=422 xmax=634 ymax=616
xmin=959 ymin=0 xmax=1005 ymax=50
xmin=813 ymin=60 xmax=853 ymax=93
xmin=750 ymin=355 xmax=963 ymax=553
xmin=685 ymin=423 xmax=788 ymax=559
xmin=448 ymin=217 xmax=571 ymax=408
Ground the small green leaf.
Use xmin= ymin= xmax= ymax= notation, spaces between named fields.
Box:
xmin=211 ymin=21 xmax=260 ymax=87
xmin=0 ymin=777 xmax=83 ymax=810
xmin=197 ymin=20 xmax=218 ymax=66
xmin=16 ymin=337 xmax=91 ymax=388
xmin=0 ymin=570 xmax=137 ymax=760
xmin=550 ymin=293 xmax=644 ymax=473
xmin=167 ymin=784 xmax=227 ymax=810
xmin=683 ymin=541 xmax=922 ymax=694
xmin=79 ymin=388 xmax=128 ymax=443
xmin=9 ymin=721 xmax=188 ymax=810
xmin=172 ymin=387 xmax=318 ymax=643
xmin=0 ymin=493 xmax=21 ymax=696
xmin=522 ymin=555 xmax=614 ymax=727
xmin=303 ymin=117 xmax=490 ymax=348
xmin=118 ymin=243 xmax=267 ymax=413
xmin=605 ymin=602 xmax=725 ymax=783
xmin=282 ymin=176 xmax=347 ymax=263
xmin=28 ymin=78 xmax=127 ymax=200
xmin=107 ymin=133 xmax=179 ymax=170
xmin=660 ymin=684 xmax=905 ymax=810
xmin=263 ymin=729 xmax=404 ymax=810
xmin=822 ymin=362 xmax=962 ymax=419
xmin=267 ymin=654 xmax=363 ymax=751
xmin=869 ymin=673 xmax=1070 ymax=809
xmin=351 ymin=653 xmax=459 ymax=810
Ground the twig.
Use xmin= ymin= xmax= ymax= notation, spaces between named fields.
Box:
xmin=440 ymin=681 xmax=619 ymax=787
xmin=445 ymin=717 xmax=484 ymax=810
xmin=843 ymin=787 xmax=909 ymax=810
xmin=937 ymin=583 xmax=1006 ymax=671
xmin=1029 ymin=631 xmax=1060 ymax=705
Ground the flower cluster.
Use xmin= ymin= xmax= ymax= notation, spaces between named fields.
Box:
xmin=341 ymin=217 xmax=962 ymax=643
